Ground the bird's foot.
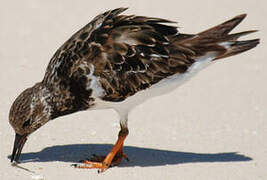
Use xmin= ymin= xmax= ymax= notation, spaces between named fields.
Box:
xmin=90 ymin=152 xmax=129 ymax=164
xmin=72 ymin=151 xmax=129 ymax=173
xmin=72 ymin=128 xmax=129 ymax=173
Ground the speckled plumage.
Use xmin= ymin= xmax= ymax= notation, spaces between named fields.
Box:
xmin=9 ymin=8 xmax=259 ymax=170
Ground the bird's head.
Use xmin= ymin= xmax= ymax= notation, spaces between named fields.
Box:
xmin=9 ymin=83 xmax=51 ymax=163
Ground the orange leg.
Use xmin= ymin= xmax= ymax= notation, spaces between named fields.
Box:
xmin=73 ymin=128 xmax=129 ymax=173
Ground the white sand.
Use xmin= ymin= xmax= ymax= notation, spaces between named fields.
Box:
xmin=0 ymin=1 xmax=266 ymax=179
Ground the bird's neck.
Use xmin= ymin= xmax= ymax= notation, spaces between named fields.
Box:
xmin=39 ymin=83 xmax=89 ymax=120
xmin=30 ymin=82 xmax=53 ymax=123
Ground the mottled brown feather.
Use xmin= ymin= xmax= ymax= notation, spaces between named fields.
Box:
xmin=42 ymin=8 xmax=259 ymax=104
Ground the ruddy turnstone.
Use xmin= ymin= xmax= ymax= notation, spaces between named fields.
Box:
xmin=9 ymin=8 xmax=259 ymax=172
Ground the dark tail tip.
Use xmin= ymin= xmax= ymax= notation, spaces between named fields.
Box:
xmin=198 ymin=13 xmax=248 ymax=37
xmin=215 ymin=38 xmax=260 ymax=60
xmin=234 ymin=14 xmax=247 ymax=21
xmin=229 ymin=14 xmax=247 ymax=27
xmin=233 ymin=38 xmax=260 ymax=52
xmin=235 ymin=38 xmax=260 ymax=46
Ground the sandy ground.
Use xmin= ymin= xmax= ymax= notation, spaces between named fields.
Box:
xmin=0 ymin=0 xmax=266 ymax=179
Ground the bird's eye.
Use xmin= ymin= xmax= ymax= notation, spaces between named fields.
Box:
xmin=22 ymin=118 xmax=31 ymax=128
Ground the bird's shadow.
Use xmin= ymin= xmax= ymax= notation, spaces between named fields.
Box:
xmin=8 ymin=144 xmax=252 ymax=167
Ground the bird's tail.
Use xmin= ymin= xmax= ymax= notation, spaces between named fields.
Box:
xmin=173 ymin=14 xmax=260 ymax=60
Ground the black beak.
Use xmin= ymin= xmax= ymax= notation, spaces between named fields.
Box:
xmin=11 ymin=133 xmax=27 ymax=163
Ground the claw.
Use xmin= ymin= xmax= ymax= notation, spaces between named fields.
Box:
xmin=71 ymin=164 xmax=77 ymax=168
xmin=122 ymin=153 xmax=130 ymax=161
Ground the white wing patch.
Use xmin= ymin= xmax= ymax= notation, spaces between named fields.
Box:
xmin=86 ymin=64 xmax=105 ymax=97
xmin=219 ymin=41 xmax=234 ymax=48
